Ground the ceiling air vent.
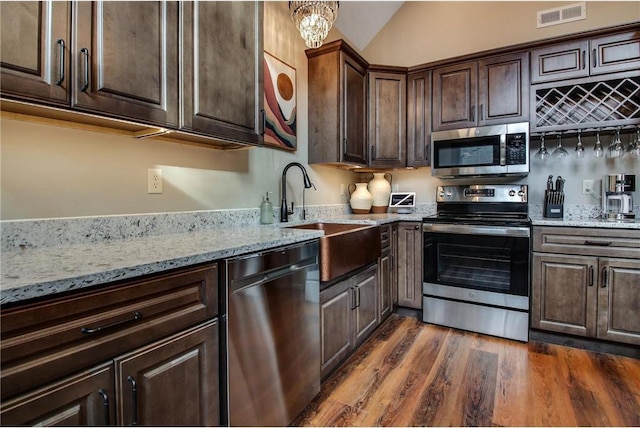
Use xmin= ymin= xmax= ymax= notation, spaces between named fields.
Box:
xmin=537 ymin=2 xmax=586 ymax=28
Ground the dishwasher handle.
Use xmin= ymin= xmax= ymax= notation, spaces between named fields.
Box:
xmin=230 ymin=255 xmax=317 ymax=294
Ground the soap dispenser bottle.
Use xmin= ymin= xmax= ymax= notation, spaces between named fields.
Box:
xmin=260 ymin=192 xmax=273 ymax=224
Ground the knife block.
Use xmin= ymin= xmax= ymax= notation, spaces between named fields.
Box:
xmin=544 ymin=190 xmax=564 ymax=218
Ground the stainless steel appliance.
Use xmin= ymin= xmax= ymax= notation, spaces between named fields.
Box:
xmin=423 ymin=184 xmax=531 ymax=342
xmin=224 ymin=241 xmax=320 ymax=426
xmin=602 ymin=174 xmax=635 ymax=221
xmin=430 ymin=122 xmax=529 ymax=178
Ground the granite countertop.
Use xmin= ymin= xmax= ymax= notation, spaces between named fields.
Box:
xmin=1 ymin=214 xmax=421 ymax=306
xmin=530 ymin=216 xmax=640 ymax=229
xmin=1 ymin=226 xmax=323 ymax=305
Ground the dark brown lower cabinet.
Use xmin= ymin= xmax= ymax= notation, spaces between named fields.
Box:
xmin=532 ymin=226 xmax=640 ymax=346
xmin=0 ymin=321 xmax=218 ymax=426
xmin=116 ymin=321 xmax=219 ymax=426
xmin=0 ymin=363 xmax=115 ymax=426
xmin=320 ymin=264 xmax=378 ymax=379
xmin=396 ymin=222 xmax=423 ymax=309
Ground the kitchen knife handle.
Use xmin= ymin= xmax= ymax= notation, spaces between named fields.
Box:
xmin=80 ymin=48 xmax=90 ymax=92
xmin=127 ymin=376 xmax=138 ymax=426
xmin=56 ymin=39 xmax=65 ymax=86
xmin=98 ymin=389 xmax=110 ymax=425
xmin=588 ymin=265 xmax=594 ymax=287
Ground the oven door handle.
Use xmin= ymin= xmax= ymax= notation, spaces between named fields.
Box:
xmin=423 ymin=223 xmax=530 ymax=238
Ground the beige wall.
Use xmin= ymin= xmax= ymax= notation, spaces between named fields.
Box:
xmin=0 ymin=2 xmax=356 ymax=220
xmin=363 ymin=2 xmax=640 ymax=66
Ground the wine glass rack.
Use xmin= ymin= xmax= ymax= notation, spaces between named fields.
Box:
xmin=532 ymin=72 xmax=640 ymax=133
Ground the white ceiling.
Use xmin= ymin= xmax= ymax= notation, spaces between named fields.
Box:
xmin=333 ymin=1 xmax=405 ymax=50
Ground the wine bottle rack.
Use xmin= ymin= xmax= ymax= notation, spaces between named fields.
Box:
xmin=532 ymin=73 xmax=640 ymax=133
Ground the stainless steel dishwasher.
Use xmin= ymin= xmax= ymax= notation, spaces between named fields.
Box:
xmin=224 ymin=240 xmax=320 ymax=427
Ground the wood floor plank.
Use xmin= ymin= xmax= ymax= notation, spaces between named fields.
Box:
xmin=460 ymin=348 xmax=499 ymax=427
xmin=298 ymin=314 xmax=640 ymax=427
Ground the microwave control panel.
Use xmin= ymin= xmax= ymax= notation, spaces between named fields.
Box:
xmin=505 ymin=133 xmax=527 ymax=165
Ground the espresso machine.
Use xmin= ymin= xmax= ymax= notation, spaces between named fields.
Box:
xmin=602 ymin=174 xmax=636 ymax=221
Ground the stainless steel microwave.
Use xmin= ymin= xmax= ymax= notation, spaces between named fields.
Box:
xmin=430 ymin=122 xmax=529 ymax=178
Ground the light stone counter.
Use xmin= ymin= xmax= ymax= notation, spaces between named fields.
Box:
xmin=530 ymin=216 xmax=640 ymax=229
xmin=1 ymin=226 xmax=323 ymax=305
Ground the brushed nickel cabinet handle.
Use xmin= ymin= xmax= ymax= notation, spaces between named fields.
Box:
xmin=588 ymin=265 xmax=594 ymax=287
xmin=480 ymin=104 xmax=484 ymax=121
xmin=260 ymin=109 xmax=266 ymax=136
xmin=371 ymin=145 xmax=376 ymax=161
xmin=602 ymin=267 xmax=608 ymax=288
xmin=81 ymin=311 xmax=143 ymax=334
xmin=98 ymin=389 xmax=110 ymax=425
xmin=127 ymin=376 xmax=138 ymax=426
xmin=80 ymin=48 xmax=90 ymax=92
xmin=592 ymin=48 xmax=597 ymax=68
xmin=582 ymin=50 xmax=586 ymax=69
xmin=584 ymin=240 xmax=612 ymax=246
xmin=56 ymin=39 xmax=65 ymax=86
xmin=470 ymin=105 xmax=476 ymax=122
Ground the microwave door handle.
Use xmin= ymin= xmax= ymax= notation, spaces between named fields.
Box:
xmin=500 ymin=135 xmax=507 ymax=166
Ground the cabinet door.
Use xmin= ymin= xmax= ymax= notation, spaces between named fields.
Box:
xmin=115 ymin=321 xmax=219 ymax=426
xmin=396 ymin=222 xmax=423 ymax=309
xmin=478 ymin=52 xmax=529 ymax=125
xmin=379 ymin=248 xmax=393 ymax=321
xmin=180 ymin=1 xmax=263 ymax=144
xmin=530 ymin=40 xmax=589 ymax=84
xmin=368 ymin=71 xmax=406 ymax=167
xmin=531 ymin=253 xmax=598 ymax=337
xmin=73 ymin=1 xmax=178 ymax=127
xmin=407 ymin=71 xmax=431 ymax=167
xmin=597 ymin=258 xmax=640 ymax=345
xmin=590 ymin=31 xmax=640 ymax=76
xmin=354 ymin=265 xmax=379 ymax=346
xmin=320 ymin=279 xmax=353 ymax=379
xmin=432 ymin=61 xmax=477 ymax=131
xmin=0 ymin=1 xmax=70 ymax=105
xmin=0 ymin=363 xmax=115 ymax=426
xmin=342 ymin=54 xmax=368 ymax=164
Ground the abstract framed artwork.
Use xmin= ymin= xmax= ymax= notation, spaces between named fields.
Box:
xmin=264 ymin=52 xmax=297 ymax=151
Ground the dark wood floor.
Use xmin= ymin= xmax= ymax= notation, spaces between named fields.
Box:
xmin=295 ymin=314 xmax=640 ymax=427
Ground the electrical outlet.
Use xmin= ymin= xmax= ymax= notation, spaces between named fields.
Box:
xmin=582 ymin=179 xmax=594 ymax=195
xmin=148 ymin=168 xmax=163 ymax=194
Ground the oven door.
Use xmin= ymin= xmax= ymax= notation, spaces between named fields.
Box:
xmin=423 ymin=223 xmax=530 ymax=310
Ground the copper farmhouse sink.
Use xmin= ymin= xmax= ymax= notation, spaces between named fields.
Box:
xmin=287 ymin=223 xmax=381 ymax=282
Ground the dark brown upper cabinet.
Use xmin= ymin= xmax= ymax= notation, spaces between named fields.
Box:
xmin=307 ymin=40 xmax=368 ymax=166
xmin=180 ymin=1 xmax=263 ymax=145
xmin=407 ymin=70 xmax=432 ymax=167
xmin=531 ymin=30 xmax=640 ymax=84
xmin=433 ymin=51 xmax=529 ymax=131
xmin=73 ymin=1 xmax=179 ymax=128
xmin=368 ymin=68 xmax=406 ymax=168
xmin=0 ymin=1 xmax=71 ymax=105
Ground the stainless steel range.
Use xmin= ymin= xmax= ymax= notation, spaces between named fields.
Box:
xmin=422 ymin=184 xmax=531 ymax=342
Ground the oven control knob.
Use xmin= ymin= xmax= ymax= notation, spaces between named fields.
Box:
xmin=518 ymin=190 xmax=525 ymax=196
xmin=439 ymin=191 xmax=445 ymax=197
xmin=446 ymin=190 xmax=453 ymax=197
xmin=508 ymin=190 xmax=516 ymax=197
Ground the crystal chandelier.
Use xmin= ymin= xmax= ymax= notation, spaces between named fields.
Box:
xmin=289 ymin=1 xmax=339 ymax=49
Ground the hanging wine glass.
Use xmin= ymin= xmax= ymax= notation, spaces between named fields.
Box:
xmin=594 ymin=128 xmax=604 ymax=158
xmin=552 ymin=133 xmax=569 ymax=159
xmin=575 ymin=129 xmax=584 ymax=159
xmin=535 ymin=133 xmax=549 ymax=161
xmin=629 ymin=127 xmax=640 ymax=158
xmin=608 ymin=127 xmax=624 ymax=158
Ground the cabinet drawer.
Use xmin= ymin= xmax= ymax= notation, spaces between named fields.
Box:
xmin=380 ymin=224 xmax=391 ymax=250
xmin=1 ymin=263 xmax=218 ymax=400
xmin=533 ymin=226 xmax=640 ymax=258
